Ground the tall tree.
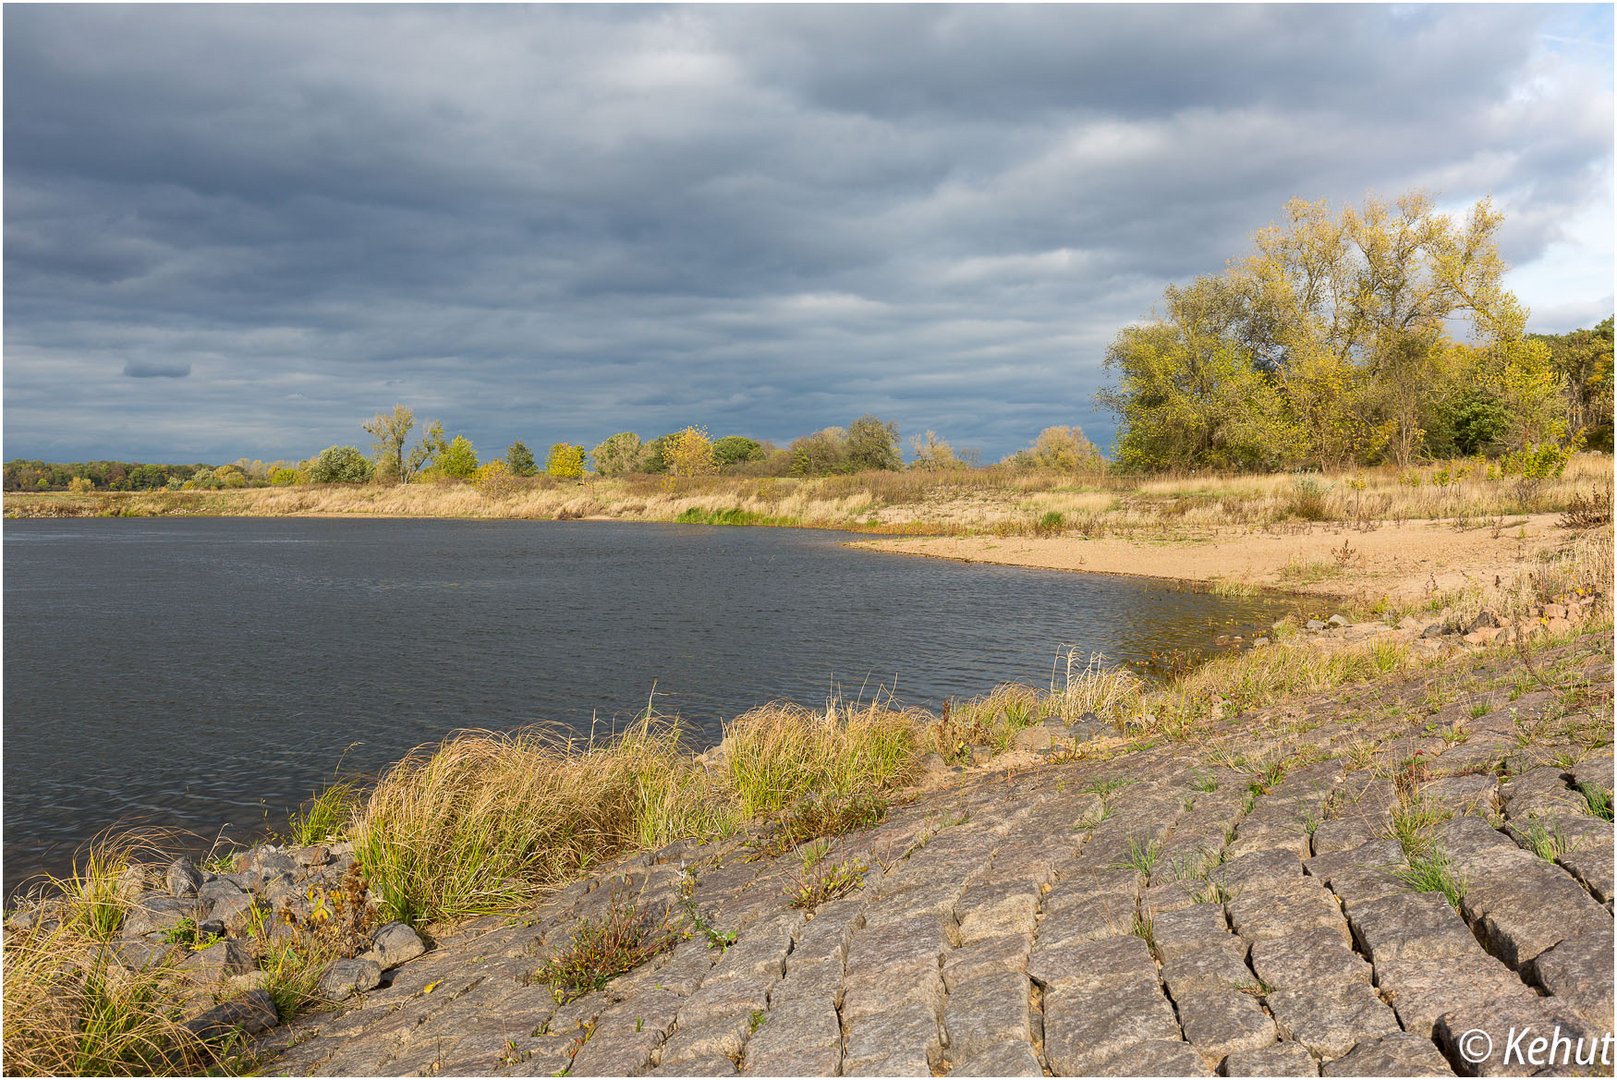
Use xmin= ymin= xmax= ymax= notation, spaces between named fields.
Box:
xmin=506 ymin=440 xmax=538 ymax=477
xmin=363 ymin=404 xmax=416 ymax=484
xmin=846 ymin=415 xmax=902 ymax=471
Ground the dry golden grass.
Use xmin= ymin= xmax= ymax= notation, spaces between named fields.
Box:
xmin=12 ymin=453 xmax=1609 ymax=538
xmin=3 ymin=834 xmax=218 ymax=1076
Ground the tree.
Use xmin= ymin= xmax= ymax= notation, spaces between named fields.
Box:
xmin=909 ymin=431 xmax=965 ymax=471
xmin=789 ymin=428 xmax=851 ymax=476
xmin=846 ymin=415 xmax=902 ymax=471
xmin=473 ymin=459 xmax=521 ymax=498
xmin=713 ymin=435 xmax=765 ymax=468
xmin=268 ymin=467 xmax=301 ymax=486
xmin=309 ymin=445 xmax=375 ymax=484
xmin=546 ymin=443 xmax=587 ymax=479
xmin=1100 ymin=191 xmax=1549 ymax=472
xmin=364 ymin=404 xmax=418 ymax=484
xmin=506 ymin=441 xmax=538 ymax=477
xmin=592 ymin=432 xmax=645 ymax=477
xmin=1019 ymin=426 xmax=1105 ymax=473
xmin=436 ymin=435 xmax=478 ymax=480
xmin=663 ymin=426 xmax=718 ymax=478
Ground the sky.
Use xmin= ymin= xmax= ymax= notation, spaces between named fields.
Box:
xmin=4 ymin=4 xmax=1613 ymax=465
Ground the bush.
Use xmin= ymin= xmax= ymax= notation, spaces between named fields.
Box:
xmin=713 ymin=436 xmax=765 ymax=468
xmin=1033 ymin=511 xmax=1065 ymax=537
xmin=66 ymin=476 xmax=93 ymax=493
xmin=1284 ymin=477 xmax=1333 ymax=521
xmin=436 ymin=436 xmax=478 ymax=480
xmin=506 ymin=441 xmax=538 ymax=477
xmin=546 ymin=443 xmax=587 ymax=480
xmin=309 ymin=446 xmax=374 ymax=484
xmin=268 ymin=467 xmax=301 ymax=487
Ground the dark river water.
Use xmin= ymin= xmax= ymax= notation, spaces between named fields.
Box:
xmin=3 ymin=518 xmax=1282 ymax=894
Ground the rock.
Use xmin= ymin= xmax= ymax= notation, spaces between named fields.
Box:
xmin=106 ymin=935 xmax=182 ymax=971
xmin=319 ymin=956 xmax=382 ymax=1000
xmin=226 ymin=970 xmax=271 ymax=995
xmin=164 ymin=858 xmax=203 ymax=899
xmin=1462 ymin=627 xmax=1502 ymax=645
xmin=197 ymin=878 xmax=255 ymax=931
xmin=1543 ymin=603 xmax=1568 ymax=620
xmin=1012 ymin=724 xmax=1055 ymax=752
xmin=183 ymin=989 xmax=279 ymax=1041
xmin=1222 ymin=1041 xmax=1319 ymax=1076
xmin=948 ymin=1040 xmax=1043 ymax=1076
xmin=198 ymin=918 xmax=226 ymax=938
xmin=1398 ymin=615 xmax=1422 ymax=630
xmin=292 ymin=844 xmax=331 ymax=868
xmin=1422 ymin=623 xmax=1448 ymax=639
xmin=1328 ymin=614 xmax=1349 ymax=628
xmin=121 ymin=893 xmax=194 ymax=936
xmin=362 ymin=921 xmax=427 ymax=970
xmin=240 ymin=847 xmax=298 ymax=888
xmin=1305 ymin=619 xmax=1328 ymax=632
xmin=1321 ymin=1032 xmax=1452 ymax=1075
xmin=1252 ymin=637 xmax=1271 ymax=648
xmin=180 ymin=939 xmax=256 ymax=984
xmin=1467 ymin=608 xmax=1503 ymax=633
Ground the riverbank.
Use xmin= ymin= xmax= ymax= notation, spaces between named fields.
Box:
xmin=859 ymin=512 xmax=1596 ymax=607
xmin=10 ymin=611 xmax=1609 ymax=1076
xmin=7 ymin=592 xmax=1611 ymax=1075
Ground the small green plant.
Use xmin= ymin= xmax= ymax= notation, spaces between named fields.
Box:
xmin=1395 ymin=849 xmax=1467 ymax=908
xmin=1518 ymin=817 xmax=1574 ymax=861
xmin=749 ymin=1009 xmax=768 ymax=1034
xmin=1114 ymin=836 xmax=1162 ymax=879
xmin=532 ymin=894 xmax=678 ymax=1004
xmin=1577 ymin=782 xmax=1614 ymax=822
xmin=158 ymin=917 xmax=222 ymax=952
xmin=1192 ymin=771 xmax=1218 ymax=793
xmin=1032 ymin=511 xmax=1065 ymax=537
xmin=1129 ymin=909 xmax=1156 ymax=953
xmin=788 ymin=858 xmax=867 ymax=913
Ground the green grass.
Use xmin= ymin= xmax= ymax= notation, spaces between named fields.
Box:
xmin=1114 ymin=836 xmax=1163 ymax=878
xmin=1395 ymin=849 xmax=1468 ymax=908
xmin=1577 ymin=781 xmax=1613 ymax=822
xmin=674 ymin=506 xmax=795 ymax=527
xmin=287 ymin=778 xmax=364 ymax=846
xmin=1518 ymin=817 xmax=1574 ymax=861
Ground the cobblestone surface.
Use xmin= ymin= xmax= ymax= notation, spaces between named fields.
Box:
xmin=259 ymin=637 xmax=1614 ymax=1076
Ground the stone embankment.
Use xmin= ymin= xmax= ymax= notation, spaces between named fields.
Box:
xmin=253 ymin=631 xmax=1613 ymax=1077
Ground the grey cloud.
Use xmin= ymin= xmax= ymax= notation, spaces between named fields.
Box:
xmin=4 ymin=5 xmax=1611 ymax=463
xmin=123 ymin=361 xmax=192 ymax=379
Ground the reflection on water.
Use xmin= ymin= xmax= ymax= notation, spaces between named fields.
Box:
xmin=3 ymin=518 xmax=1283 ymax=893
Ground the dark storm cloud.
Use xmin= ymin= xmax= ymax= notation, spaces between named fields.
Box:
xmin=5 ymin=4 xmax=1611 ymax=463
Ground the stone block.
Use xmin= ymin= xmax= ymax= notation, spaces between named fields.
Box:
xmin=1175 ymin=989 xmax=1278 ymax=1068
xmin=942 ymin=971 xmax=1033 ymax=1059
xmin=1222 ymin=1041 xmax=1318 ymax=1076
xmin=1320 ymin=1032 xmax=1454 ymax=1076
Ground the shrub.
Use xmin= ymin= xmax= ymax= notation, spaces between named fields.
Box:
xmin=546 ymin=443 xmax=587 ymax=480
xmin=436 ymin=436 xmax=478 ymax=480
xmin=1033 ymin=511 xmax=1065 ymax=537
xmin=1559 ymin=488 xmax=1612 ymax=529
xmin=713 ymin=436 xmax=765 ymax=468
xmin=66 ymin=476 xmax=94 ymax=493
xmin=1284 ymin=477 xmax=1332 ymax=521
xmin=592 ymin=432 xmax=645 ymax=477
xmin=268 ymin=467 xmax=300 ymax=486
xmin=309 ymin=445 xmax=374 ymax=484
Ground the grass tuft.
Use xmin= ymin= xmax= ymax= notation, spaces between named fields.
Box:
xmin=530 ymin=893 xmax=678 ymax=1004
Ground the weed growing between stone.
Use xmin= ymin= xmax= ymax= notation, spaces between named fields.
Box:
xmin=530 ymin=894 xmax=678 ymax=1004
